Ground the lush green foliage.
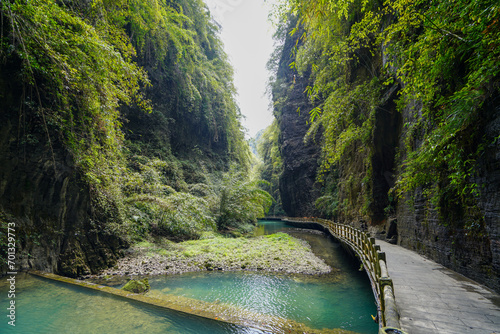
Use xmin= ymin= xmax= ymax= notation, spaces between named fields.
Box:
xmin=124 ymin=0 xmax=251 ymax=169
xmin=382 ymin=0 xmax=500 ymax=214
xmin=257 ymin=120 xmax=284 ymax=216
xmin=123 ymin=159 xmax=272 ymax=240
xmin=1 ymin=0 xmax=266 ymax=242
xmin=270 ymin=0 xmax=384 ymax=219
xmin=1 ymin=0 xmax=150 ymax=221
xmin=126 ymin=193 xmax=216 ymax=241
xmin=270 ymin=0 xmax=500 ymax=224
xmin=213 ymin=168 xmax=273 ymax=230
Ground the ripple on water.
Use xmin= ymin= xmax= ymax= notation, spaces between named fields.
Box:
xmin=0 ymin=273 xmax=259 ymax=334
xmin=143 ymin=261 xmax=376 ymax=333
xmin=1 ymin=220 xmax=378 ymax=334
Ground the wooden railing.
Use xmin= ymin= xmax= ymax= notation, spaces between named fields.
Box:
xmin=282 ymin=217 xmax=403 ymax=333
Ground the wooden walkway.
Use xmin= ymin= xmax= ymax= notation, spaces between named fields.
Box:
xmin=378 ymin=240 xmax=500 ymax=334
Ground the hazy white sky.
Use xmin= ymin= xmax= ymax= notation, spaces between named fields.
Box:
xmin=205 ymin=0 xmax=277 ymax=139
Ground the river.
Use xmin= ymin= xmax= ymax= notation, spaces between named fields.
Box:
xmin=0 ymin=220 xmax=377 ymax=333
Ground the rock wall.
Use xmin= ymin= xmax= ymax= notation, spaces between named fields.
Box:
xmin=475 ymin=101 xmax=500 ymax=291
xmin=272 ymin=19 xmax=500 ymax=294
xmin=0 ymin=64 xmax=126 ymax=277
xmin=278 ymin=92 xmax=321 ymax=217
xmin=274 ymin=22 xmax=321 ymax=217
xmin=394 ymin=98 xmax=500 ymax=292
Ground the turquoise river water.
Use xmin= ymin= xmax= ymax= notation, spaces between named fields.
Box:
xmin=0 ymin=220 xmax=378 ymax=333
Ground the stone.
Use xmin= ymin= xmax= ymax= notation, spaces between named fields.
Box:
xmin=121 ymin=278 xmax=150 ymax=294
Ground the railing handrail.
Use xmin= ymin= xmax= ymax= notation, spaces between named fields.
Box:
xmin=282 ymin=217 xmax=402 ymax=331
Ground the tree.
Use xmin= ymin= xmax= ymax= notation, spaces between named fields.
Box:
xmin=213 ymin=168 xmax=273 ymax=230
xmin=271 ymin=0 xmax=500 ymax=224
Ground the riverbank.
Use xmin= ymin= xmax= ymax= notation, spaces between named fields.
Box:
xmin=96 ymin=232 xmax=332 ymax=278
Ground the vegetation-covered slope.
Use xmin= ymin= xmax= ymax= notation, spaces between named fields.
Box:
xmin=265 ymin=0 xmax=500 ymax=291
xmin=0 ymin=0 xmax=270 ymax=277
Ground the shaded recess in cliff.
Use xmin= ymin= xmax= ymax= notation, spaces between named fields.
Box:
xmin=272 ymin=20 xmax=321 ymax=217
xmin=370 ymin=84 xmax=401 ymax=224
xmin=0 ymin=62 xmax=126 ymax=277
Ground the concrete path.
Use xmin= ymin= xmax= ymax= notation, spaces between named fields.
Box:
xmin=378 ymin=240 xmax=500 ymax=334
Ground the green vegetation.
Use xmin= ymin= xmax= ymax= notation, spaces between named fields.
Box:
xmin=110 ymin=232 xmax=331 ymax=274
xmin=256 ymin=120 xmax=284 ymax=216
xmin=268 ymin=0 xmax=500 ymax=226
xmin=0 ymin=0 xmax=271 ymax=257
xmin=121 ymin=278 xmax=150 ymax=294
xmin=137 ymin=232 xmax=305 ymax=260
xmin=125 ymin=165 xmax=272 ymax=241
xmin=4 ymin=0 xmax=497 ymax=275
xmin=213 ymin=168 xmax=273 ymax=230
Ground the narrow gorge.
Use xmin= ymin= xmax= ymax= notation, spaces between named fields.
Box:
xmin=0 ymin=0 xmax=499 ymax=333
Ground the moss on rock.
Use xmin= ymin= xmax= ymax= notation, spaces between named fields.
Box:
xmin=121 ymin=278 xmax=150 ymax=293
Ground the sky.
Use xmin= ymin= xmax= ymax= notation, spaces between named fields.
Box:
xmin=204 ymin=0 xmax=277 ymax=139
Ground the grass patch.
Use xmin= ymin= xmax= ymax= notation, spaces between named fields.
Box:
xmin=159 ymin=232 xmax=308 ymax=261
xmin=119 ymin=232 xmax=331 ymax=274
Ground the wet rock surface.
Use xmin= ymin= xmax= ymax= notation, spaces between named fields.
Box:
xmin=121 ymin=278 xmax=150 ymax=293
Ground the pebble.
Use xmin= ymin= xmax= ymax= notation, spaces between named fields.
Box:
xmin=96 ymin=243 xmax=331 ymax=278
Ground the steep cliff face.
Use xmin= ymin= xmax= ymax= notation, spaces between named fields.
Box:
xmin=0 ymin=68 xmax=126 ymax=277
xmin=278 ymin=85 xmax=321 ymax=217
xmin=272 ymin=22 xmax=321 ymax=217
xmin=395 ymin=98 xmax=500 ymax=292
xmin=123 ymin=52 xmax=232 ymax=167
xmin=0 ymin=0 xmax=253 ymax=277
xmin=269 ymin=0 xmax=500 ymax=292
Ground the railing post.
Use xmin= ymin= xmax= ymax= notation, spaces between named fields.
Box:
xmin=376 ymin=252 xmax=385 ymax=302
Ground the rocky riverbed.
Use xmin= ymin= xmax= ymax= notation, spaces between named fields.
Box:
xmin=95 ymin=232 xmax=332 ymax=278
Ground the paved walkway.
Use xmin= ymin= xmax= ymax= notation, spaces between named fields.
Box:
xmin=378 ymin=240 xmax=500 ymax=334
